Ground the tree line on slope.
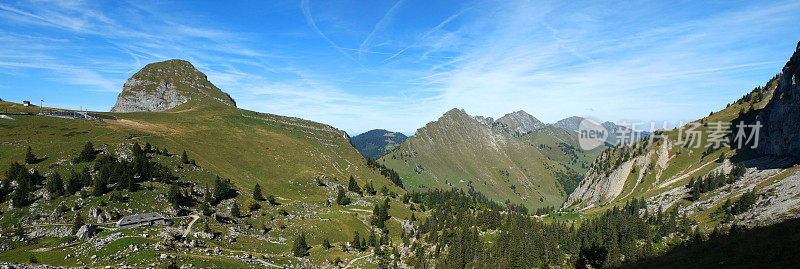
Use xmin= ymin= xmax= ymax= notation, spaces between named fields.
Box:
xmin=394 ymin=188 xmax=695 ymax=268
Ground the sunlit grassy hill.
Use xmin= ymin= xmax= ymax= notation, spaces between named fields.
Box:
xmin=380 ymin=108 xmax=603 ymax=209
xmin=0 ymin=99 xmax=402 ymax=203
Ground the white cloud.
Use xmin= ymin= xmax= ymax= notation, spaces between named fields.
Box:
xmin=414 ymin=0 xmax=800 ymax=126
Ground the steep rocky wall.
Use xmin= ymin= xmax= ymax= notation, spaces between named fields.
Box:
xmin=756 ymin=41 xmax=800 ymax=158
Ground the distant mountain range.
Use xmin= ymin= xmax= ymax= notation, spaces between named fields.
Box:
xmin=351 ymin=129 xmax=407 ymax=159
xmin=553 ymin=116 xmax=649 ymax=145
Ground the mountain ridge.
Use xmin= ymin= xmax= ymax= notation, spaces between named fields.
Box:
xmin=380 ymin=107 xmax=603 ymax=208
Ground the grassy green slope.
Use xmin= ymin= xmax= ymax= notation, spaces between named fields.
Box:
xmin=0 ymin=99 xmax=402 ymax=203
xmin=0 ymin=99 xmax=417 ymax=267
xmin=380 ymin=109 xmax=601 ymax=209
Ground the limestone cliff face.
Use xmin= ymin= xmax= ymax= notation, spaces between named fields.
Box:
xmin=111 ymin=59 xmax=236 ymax=113
xmin=756 ymin=42 xmax=800 ymax=158
xmin=565 ymin=139 xmax=671 ymax=208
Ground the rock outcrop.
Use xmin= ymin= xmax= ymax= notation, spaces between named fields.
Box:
xmin=110 ymin=59 xmax=236 ymax=113
xmin=75 ymin=224 xmax=97 ymax=241
xmin=756 ymin=41 xmax=800 ymax=158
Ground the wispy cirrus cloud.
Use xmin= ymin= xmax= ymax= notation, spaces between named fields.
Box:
xmin=411 ymin=0 xmax=800 ymax=126
xmin=358 ymin=0 xmax=405 ymax=60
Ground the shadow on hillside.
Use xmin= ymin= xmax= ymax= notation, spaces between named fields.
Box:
xmin=28 ymin=156 xmax=48 ymax=165
xmin=621 ymin=218 xmax=800 ymax=268
xmin=728 ymin=107 xmax=799 ymax=170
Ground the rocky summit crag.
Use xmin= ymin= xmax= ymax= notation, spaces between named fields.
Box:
xmin=474 ymin=110 xmax=545 ymax=136
xmin=110 ymin=59 xmax=236 ymax=113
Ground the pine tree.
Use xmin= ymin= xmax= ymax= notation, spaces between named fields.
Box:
xmin=168 ymin=183 xmax=182 ymax=210
xmin=181 ymin=150 xmax=190 ymax=164
xmin=352 ymin=232 xmax=362 ymax=251
xmin=79 ymin=167 xmax=92 ymax=188
xmin=10 ymin=166 xmax=32 ymax=207
xmin=212 ymin=177 xmax=235 ymax=204
xmin=231 ymin=201 xmax=241 ymax=218
xmin=364 ymin=181 xmax=376 ymax=195
xmin=11 ymin=182 xmax=28 ymax=208
xmin=75 ymin=141 xmax=96 ymax=163
xmin=253 ymin=183 xmax=264 ymax=201
xmin=124 ymin=173 xmax=136 ymax=192
xmin=368 ymin=230 xmax=378 ymax=248
xmin=71 ymin=212 xmax=84 ymax=234
xmin=371 ymin=203 xmax=389 ymax=229
xmin=414 ymin=244 xmax=426 ymax=268
xmin=293 ymin=233 xmax=309 ymax=257
xmin=65 ymin=170 xmax=80 ymax=195
xmin=348 ymin=176 xmax=362 ymax=195
xmin=336 ymin=187 xmax=350 ymax=205
xmin=46 ymin=173 xmax=64 ymax=197
xmin=92 ymin=176 xmax=107 ymax=197
xmin=25 ymin=146 xmax=36 ymax=164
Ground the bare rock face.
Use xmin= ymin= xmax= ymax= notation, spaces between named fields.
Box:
xmin=756 ymin=41 xmax=800 ymax=158
xmin=110 ymin=59 xmax=236 ymax=113
xmin=75 ymin=224 xmax=97 ymax=241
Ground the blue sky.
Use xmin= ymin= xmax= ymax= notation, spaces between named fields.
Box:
xmin=1 ymin=0 xmax=799 ymax=135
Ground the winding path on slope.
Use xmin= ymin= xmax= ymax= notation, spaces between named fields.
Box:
xmin=183 ymin=214 xmax=200 ymax=238
xmin=344 ymin=253 xmax=374 ymax=269
xmin=658 ymin=159 xmax=718 ymax=189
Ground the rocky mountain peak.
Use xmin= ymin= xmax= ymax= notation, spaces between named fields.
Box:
xmin=496 ymin=110 xmax=544 ymax=135
xmin=553 ymin=116 xmax=586 ymax=132
xmin=110 ymin=59 xmax=236 ymax=113
xmin=441 ymin=108 xmax=470 ymax=119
